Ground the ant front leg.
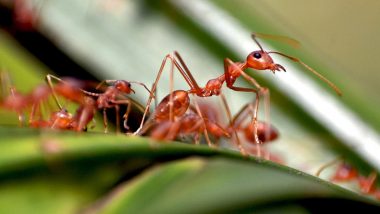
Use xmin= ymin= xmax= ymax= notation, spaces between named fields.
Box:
xmin=224 ymin=58 xmax=271 ymax=147
xmin=112 ymin=99 xmax=133 ymax=133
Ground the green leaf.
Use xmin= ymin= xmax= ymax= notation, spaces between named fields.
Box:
xmin=0 ymin=128 xmax=378 ymax=213
xmin=96 ymin=157 xmax=380 ymax=213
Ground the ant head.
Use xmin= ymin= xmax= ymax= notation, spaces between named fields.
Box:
xmin=250 ymin=33 xmax=341 ymax=95
xmin=246 ymin=51 xmax=286 ymax=72
xmin=114 ymin=80 xmax=135 ymax=94
xmin=248 ymin=33 xmax=286 ymax=72
xmin=50 ymin=109 xmax=73 ymax=129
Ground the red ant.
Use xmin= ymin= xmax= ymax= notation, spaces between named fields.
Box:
xmin=44 ymin=75 xmax=97 ymax=131
xmin=46 ymin=74 xmax=151 ymax=133
xmin=1 ymin=72 xmax=122 ymax=132
xmin=0 ymin=72 xmax=53 ymax=127
xmin=228 ymin=100 xmax=280 ymax=159
xmin=11 ymin=0 xmax=43 ymax=31
xmin=133 ymin=52 xmax=244 ymax=150
xmin=230 ymin=101 xmax=279 ymax=143
xmin=136 ymin=33 xmax=341 ymax=150
xmin=316 ymin=160 xmax=380 ymax=199
xmin=0 ymin=85 xmax=30 ymax=126
xmin=196 ymin=99 xmax=233 ymax=144
xmin=140 ymin=91 xmax=230 ymax=145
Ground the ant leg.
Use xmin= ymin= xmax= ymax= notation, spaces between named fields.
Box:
xmin=229 ymin=102 xmax=263 ymax=156
xmin=138 ymin=118 xmax=155 ymax=136
xmin=191 ymin=120 xmax=205 ymax=145
xmin=78 ymin=108 xmax=93 ymax=132
xmin=315 ymin=156 xmax=342 ymax=177
xmin=134 ymin=53 xmax=202 ymax=135
xmin=153 ymin=83 xmax=158 ymax=108
xmin=112 ymin=99 xmax=132 ymax=132
xmin=9 ymin=87 xmax=26 ymax=127
xmin=29 ymin=102 xmax=38 ymax=125
xmin=225 ymin=58 xmax=271 ymax=141
xmin=95 ymin=80 xmax=107 ymax=90
xmin=192 ymin=98 xmax=213 ymax=147
xmin=248 ymin=98 xmax=262 ymax=157
xmin=224 ymin=58 xmax=271 ymax=146
xmin=102 ymin=108 xmax=108 ymax=133
xmin=194 ymin=132 xmax=200 ymax=145
xmin=123 ymin=101 xmax=131 ymax=131
xmin=230 ymin=103 xmax=251 ymax=128
xmin=173 ymin=51 xmax=202 ymax=92
xmin=223 ymin=88 xmax=263 ymax=147
xmin=134 ymin=54 xmax=175 ymax=135
xmin=220 ymin=93 xmax=246 ymax=155
xmin=129 ymin=81 xmax=154 ymax=95
xmin=115 ymin=104 xmax=121 ymax=133
xmin=164 ymin=120 xmax=181 ymax=141
xmin=169 ymin=55 xmax=175 ymax=122
xmin=89 ymin=117 xmax=97 ymax=130
xmin=29 ymin=102 xmax=44 ymax=127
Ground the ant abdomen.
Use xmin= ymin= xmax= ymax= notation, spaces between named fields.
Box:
xmin=244 ymin=121 xmax=279 ymax=144
xmin=154 ymin=90 xmax=190 ymax=121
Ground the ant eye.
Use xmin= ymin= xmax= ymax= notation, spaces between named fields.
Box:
xmin=253 ymin=52 xmax=261 ymax=59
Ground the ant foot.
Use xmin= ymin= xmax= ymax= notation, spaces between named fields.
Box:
xmin=132 ymin=127 xmax=142 ymax=136
xmin=259 ymin=87 xmax=269 ymax=95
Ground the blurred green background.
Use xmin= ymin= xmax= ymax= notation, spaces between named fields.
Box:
xmin=0 ymin=0 xmax=380 ymax=211
xmin=1 ymin=0 xmax=379 ymax=175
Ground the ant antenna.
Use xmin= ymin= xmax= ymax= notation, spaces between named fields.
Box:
xmin=251 ymin=33 xmax=264 ymax=52
xmin=96 ymin=80 xmax=153 ymax=96
xmin=45 ymin=74 xmax=63 ymax=109
xmin=254 ymin=32 xmax=301 ymax=49
xmin=267 ymin=51 xmax=342 ymax=96
xmin=129 ymin=81 xmax=154 ymax=95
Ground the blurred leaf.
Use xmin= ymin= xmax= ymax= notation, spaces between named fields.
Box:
xmin=0 ymin=127 xmax=379 ymax=213
xmin=97 ymin=156 xmax=380 ymax=213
